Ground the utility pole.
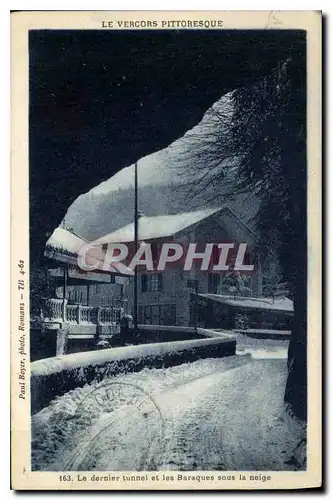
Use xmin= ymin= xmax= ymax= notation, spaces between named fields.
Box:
xmin=194 ymin=280 xmax=198 ymax=335
xmin=134 ymin=161 xmax=138 ymax=332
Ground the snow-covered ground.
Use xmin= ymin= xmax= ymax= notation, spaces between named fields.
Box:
xmin=32 ymin=336 xmax=305 ymax=472
xmin=228 ymin=331 xmax=289 ymax=359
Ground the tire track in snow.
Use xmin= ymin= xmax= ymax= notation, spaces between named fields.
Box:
xmin=32 ymin=354 xmax=305 ymax=471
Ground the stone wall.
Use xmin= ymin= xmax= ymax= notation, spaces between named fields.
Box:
xmin=31 ymin=335 xmax=236 ymax=413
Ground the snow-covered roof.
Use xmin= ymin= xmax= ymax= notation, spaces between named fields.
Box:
xmin=45 ymin=227 xmax=134 ymax=276
xmin=45 ymin=227 xmax=88 ymax=256
xmin=93 ymin=207 xmax=221 ymax=244
xmin=198 ymin=294 xmax=294 ymax=313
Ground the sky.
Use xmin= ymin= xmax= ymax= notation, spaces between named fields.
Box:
xmin=91 ymin=93 xmax=234 ymax=194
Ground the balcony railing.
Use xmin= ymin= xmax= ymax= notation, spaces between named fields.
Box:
xmin=41 ymin=298 xmax=122 ymax=326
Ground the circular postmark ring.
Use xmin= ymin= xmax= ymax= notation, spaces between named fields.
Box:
xmin=61 ymin=381 xmax=165 ymax=471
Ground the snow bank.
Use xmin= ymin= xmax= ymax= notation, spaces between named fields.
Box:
xmin=139 ymin=325 xmax=229 ymax=337
xmin=32 ymin=336 xmax=234 ymax=377
xmin=31 ymin=336 xmax=236 ymax=413
xmin=140 ymin=324 xmax=200 ymax=332
xmin=234 ymin=329 xmax=291 ymax=341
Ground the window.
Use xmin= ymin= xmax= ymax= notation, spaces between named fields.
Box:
xmin=150 ymin=274 xmax=162 ymax=292
xmin=141 ymin=274 xmax=163 ymax=292
xmin=139 ymin=304 xmax=176 ymax=325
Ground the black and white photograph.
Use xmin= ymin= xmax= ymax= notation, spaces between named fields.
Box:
xmin=10 ymin=10 xmax=321 ymax=490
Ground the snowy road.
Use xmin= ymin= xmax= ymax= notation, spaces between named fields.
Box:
xmin=32 ymin=339 xmax=305 ymax=472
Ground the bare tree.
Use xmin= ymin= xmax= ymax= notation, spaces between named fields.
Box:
xmin=176 ymin=57 xmax=307 ymax=421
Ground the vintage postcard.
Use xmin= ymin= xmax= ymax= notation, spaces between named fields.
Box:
xmin=11 ymin=10 xmax=322 ymax=490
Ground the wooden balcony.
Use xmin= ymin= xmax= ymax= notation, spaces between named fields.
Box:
xmin=41 ymin=298 xmax=122 ymax=337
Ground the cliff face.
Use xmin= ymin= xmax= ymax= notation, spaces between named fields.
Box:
xmin=64 ymin=92 xmax=259 ymax=241
xmin=29 ymin=29 xmax=303 ymax=262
